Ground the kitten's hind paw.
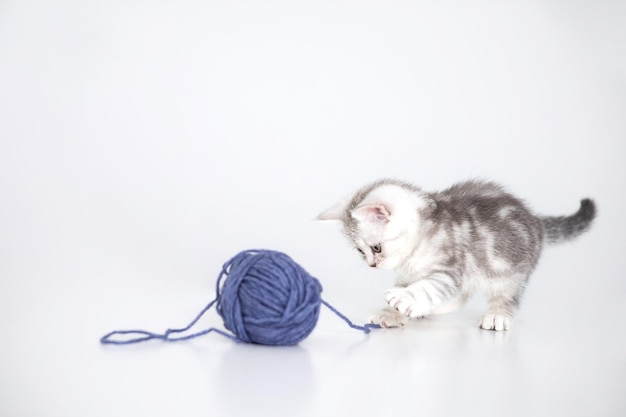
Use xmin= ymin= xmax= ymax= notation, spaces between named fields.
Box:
xmin=369 ymin=308 xmax=408 ymax=328
xmin=479 ymin=313 xmax=511 ymax=331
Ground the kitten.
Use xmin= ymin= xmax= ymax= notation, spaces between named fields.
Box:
xmin=318 ymin=179 xmax=596 ymax=331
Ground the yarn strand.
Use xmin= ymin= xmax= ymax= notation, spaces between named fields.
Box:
xmin=100 ymin=299 xmax=240 ymax=345
xmin=321 ymin=300 xmax=380 ymax=333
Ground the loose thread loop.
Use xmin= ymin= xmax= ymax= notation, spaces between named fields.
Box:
xmin=100 ymin=299 xmax=241 ymax=345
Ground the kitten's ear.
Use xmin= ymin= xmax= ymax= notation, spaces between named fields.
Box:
xmin=351 ymin=204 xmax=391 ymax=222
xmin=316 ymin=198 xmax=350 ymax=221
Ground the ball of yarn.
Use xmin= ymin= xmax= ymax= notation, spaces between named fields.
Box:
xmin=100 ymin=249 xmax=377 ymax=346
xmin=216 ymin=250 xmax=323 ymax=346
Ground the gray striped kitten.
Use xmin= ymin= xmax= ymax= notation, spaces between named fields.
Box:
xmin=318 ymin=179 xmax=596 ymax=331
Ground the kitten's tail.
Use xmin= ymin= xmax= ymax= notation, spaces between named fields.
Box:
xmin=540 ymin=199 xmax=596 ymax=245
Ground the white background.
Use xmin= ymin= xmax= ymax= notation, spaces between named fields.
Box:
xmin=1 ymin=1 xmax=625 ymax=416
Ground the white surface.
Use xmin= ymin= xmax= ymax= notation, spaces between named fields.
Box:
xmin=1 ymin=1 xmax=625 ymax=416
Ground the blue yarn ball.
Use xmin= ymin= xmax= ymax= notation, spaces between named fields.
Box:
xmin=216 ymin=250 xmax=323 ymax=346
xmin=100 ymin=249 xmax=377 ymax=346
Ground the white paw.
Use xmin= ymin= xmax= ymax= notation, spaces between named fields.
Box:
xmin=385 ymin=287 xmax=424 ymax=318
xmin=369 ymin=308 xmax=408 ymax=328
xmin=479 ymin=313 xmax=511 ymax=331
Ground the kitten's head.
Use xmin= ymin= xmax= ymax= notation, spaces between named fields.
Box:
xmin=318 ymin=181 xmax=432 ymax=270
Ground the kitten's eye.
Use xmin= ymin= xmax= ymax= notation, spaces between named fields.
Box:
xmin=356 ymin=248 xmax=365 ymax=255
xmin=371 ymin=244 xmax=382 ymax=254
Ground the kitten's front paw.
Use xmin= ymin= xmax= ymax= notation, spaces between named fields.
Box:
xmin=385 ymin=287 xmax=425 ymax=318
xmin=479 ymin=313 xmax=511 ymax=331
xmin=369 ymin=308 xmax=408 ymax=328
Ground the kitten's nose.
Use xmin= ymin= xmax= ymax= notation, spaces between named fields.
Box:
xmin=368 ymin=262 xmax=377 ymax=268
